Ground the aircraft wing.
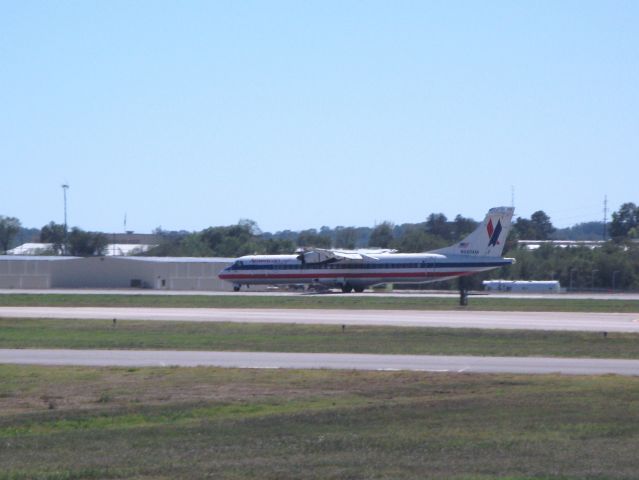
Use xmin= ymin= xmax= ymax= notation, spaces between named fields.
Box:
xmin=296 ymin=248 xmax=395 ymax=263
xmin=297 ymin=249 xmax=360 ymax=263
xmin=332 ymin=250 xmax=364 ymax=260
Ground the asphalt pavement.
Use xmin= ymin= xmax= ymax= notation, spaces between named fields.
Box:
xmin=1 ymin=306 xmax=638 ymax=332
xmin=2 ymin=349 xmax=639 ymax=376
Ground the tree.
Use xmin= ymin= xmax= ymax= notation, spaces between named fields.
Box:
xmin=610 ymin=203 xmax=639 ymax=239
xmin=514 ymin=210 xmax=554 ymax=240
xmin=369 ymin=222 xmax=394 ymax=248
xmin=553 ymin=221 xmax=606 ymax=240
xmin=391 ymin=226 xmax=446 ymax=253
xmin=425 ymin=213 xmax=451 ymax=240
xmin=530 ymin=210 xmax=555 ymax=239
xmin=297 ymin=229 xmax=331 ymax=248
xmin=514 ymin=217 xmax=531 ymax=239
xmin=0 ymin=216 xmax=22 ymax=254
xmin=201 ymin=226 xmax=251 ymax=257
xmin=262 ymin=238 xmax=296 ymax=254
xmin=238 ymin=218 xmax=262 ymax=236
xmin=40 ymin=222 xmax=66 ymax=254
xmin=67 ymin=228 xmax=108 ymax=256
xmin=335 ymin=227 xmax=357 ymax=249
xmin=452 ymin=215 xmax=477 ymax=241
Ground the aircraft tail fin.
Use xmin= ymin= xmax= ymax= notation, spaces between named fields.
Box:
xmin=432 ymin=207 xmax=515 ymax=257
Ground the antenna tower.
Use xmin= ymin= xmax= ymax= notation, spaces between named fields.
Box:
xmin=62 ymin=183 xmax=69 ymax=254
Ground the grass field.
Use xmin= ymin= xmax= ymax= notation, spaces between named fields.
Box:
xmin=3 ymin=294 xmax=639 ymax=479
xmin=0 ymin=293 xmax=638 ymax=312
xmin=2 ymin=318 xmax=639 ymax=359
xmin=1 ymin=365 xmax=639 ymax=479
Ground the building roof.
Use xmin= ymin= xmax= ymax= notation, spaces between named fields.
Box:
xmin=7 ymin=242 xmax=157 ymax=257
xmin=7 ymin=243 xmax=54 ymax=255
xmin=122 ymin=256 xmax=235 ymax=263
xmin=0 ymin=255 xmax=78 ymax=261
xmin=1 ymin=255 xmax=234 ymax=263
xmin=517 ymin=240 xmax=606 ymax=250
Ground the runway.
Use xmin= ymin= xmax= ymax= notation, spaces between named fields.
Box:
xmin=2 ymin=348 xmax=639 ymax=376
xmin=2 ymin=306 xmax=639 ymax=332
xmin=3 ymin=306 xmax=639 ymax=375
xmin=2 ymin=288 xmax=639 ymax=301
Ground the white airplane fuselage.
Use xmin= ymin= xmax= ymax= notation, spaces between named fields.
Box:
xmin=219 ymin=252 xmax=513 ymax=292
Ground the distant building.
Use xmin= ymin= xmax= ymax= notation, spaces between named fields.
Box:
xmin=518 ymin=239 xmax=639 ymax=251
xmin=483 ymin=280 xmax=561 ymax=293
xmin=7 ymin=241 xmax=157 ymax=256
xmin=517 ymin=240 xmax=606 ymax=250
xmin=0 ymin=256 xmax=244 ymax=291
xmin=7 ymin=243 xmax=54 ymax=255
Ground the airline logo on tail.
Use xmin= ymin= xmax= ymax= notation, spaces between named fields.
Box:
xmin=487 ymin=219 xmax=503 ymax=247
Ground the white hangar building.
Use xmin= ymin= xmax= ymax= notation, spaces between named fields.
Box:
xmin=0 ymin=256 xmax=237 ymax=291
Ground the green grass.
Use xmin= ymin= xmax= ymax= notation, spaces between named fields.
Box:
xmin=1 ymin=365 xmax=639 ymax=479
xmin=2 ymin=318 xmax=639 ymax=358
xmin=0 ymin=293 xmax=638 ymax=312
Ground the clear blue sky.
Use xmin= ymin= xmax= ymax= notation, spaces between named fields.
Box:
xmin=2 ymin=1 xmax=637 ymax=234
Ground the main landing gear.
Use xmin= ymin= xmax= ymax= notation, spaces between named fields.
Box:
xmin=341 ymin=284 xmax=365 ymax=293
xmin=458 ymin=276 xmax=469 ymax=306
xmin=459 ymin=288 xmax=468 ymax=306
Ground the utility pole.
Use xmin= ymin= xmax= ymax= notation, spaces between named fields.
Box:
xmin=603 ymin=195 xmax=608 ymax=241
xmin=62 ymin=184 xmax=69 ymax=254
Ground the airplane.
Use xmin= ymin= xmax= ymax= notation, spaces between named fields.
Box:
xmin=219 ymin=207 xmax=515 ymax=301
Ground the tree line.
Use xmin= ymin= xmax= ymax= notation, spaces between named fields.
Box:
xmin=1 ymin=202 xmax=638 ymax=289
xmin=142 ymin=204 xmax=639 ymax=290
xmin=0 ymin=217 xmax=108 ymax=256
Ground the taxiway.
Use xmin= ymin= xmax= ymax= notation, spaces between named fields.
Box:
xmin=1 ymin=349 xmax=638 ymax=376
xmin=1 ymin=306 xmax=638 ymax=332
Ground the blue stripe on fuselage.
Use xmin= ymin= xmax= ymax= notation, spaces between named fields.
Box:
xmin=226 ymin=260 xmax=510 ymax=271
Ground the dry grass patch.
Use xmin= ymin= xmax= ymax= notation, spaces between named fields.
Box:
xmin=2 ymin=366 xmax=639 ymax=478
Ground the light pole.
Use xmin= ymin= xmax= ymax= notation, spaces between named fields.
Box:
xmin=62 ymin=183 xmax=69 ymax=255
xmin=569 ymin=268 xmax=577 ymax=291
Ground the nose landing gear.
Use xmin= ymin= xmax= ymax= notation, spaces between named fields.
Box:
xmin=341 ymin=284 xmax=365 ymax=293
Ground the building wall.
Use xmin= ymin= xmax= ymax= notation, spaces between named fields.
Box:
xmin=139 ymin=260 xmax=232 ymax=291
xmin=483 ymin=280 xmax=561 ymax=292
xmin=0 ymin=256 xmax=236 ymax=291
xmin=0 ymin=257 xmax=55 ymax=289
xmin=49 ymin=257 xmax=154 ymax=288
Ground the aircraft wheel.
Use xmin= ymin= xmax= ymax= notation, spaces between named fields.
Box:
xmin=341 ymin=284 xmax=353 ymax=293
xmin=233 ymin=285 xmax=241 ymax=292
xmin=353 ymin=286 xmax=365 ymax=293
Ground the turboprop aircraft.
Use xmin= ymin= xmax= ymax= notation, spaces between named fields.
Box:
xmin=219 ymin=207 xmax=515 ymax=301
